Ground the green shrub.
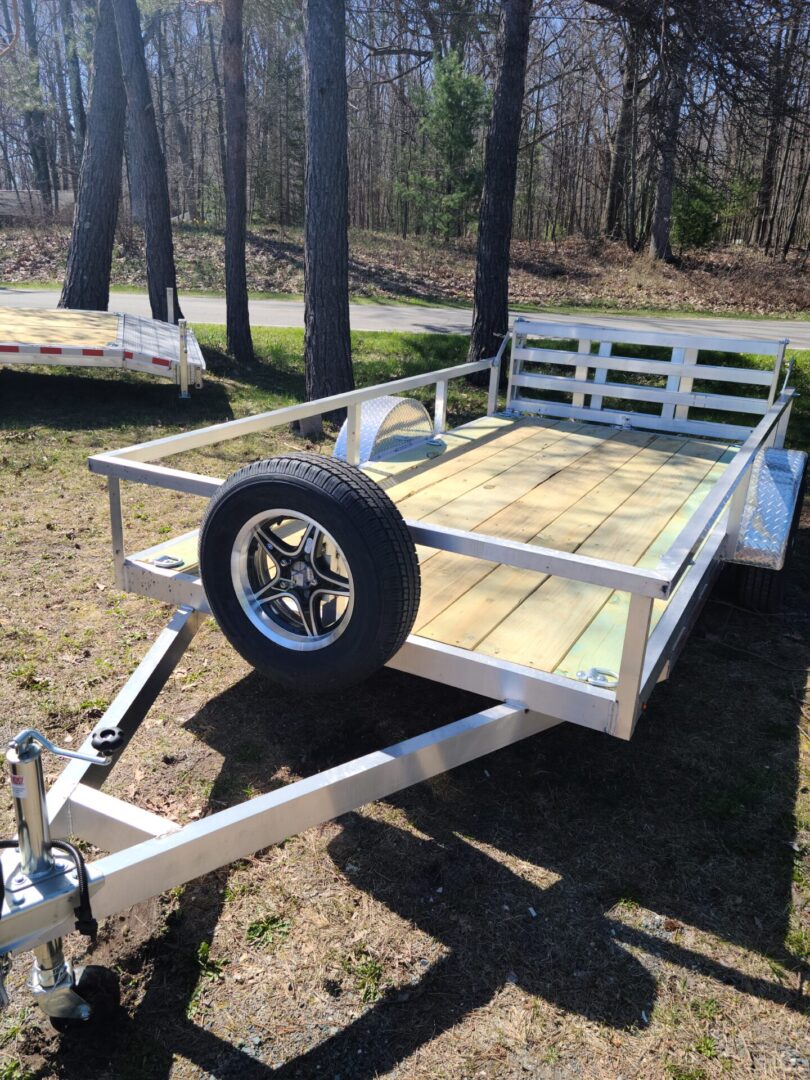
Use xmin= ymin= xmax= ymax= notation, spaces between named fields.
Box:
xmin=672 ymin=173 xmax=722 ymax=250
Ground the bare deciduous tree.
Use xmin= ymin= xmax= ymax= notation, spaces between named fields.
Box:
xmin=223 ymin=0 xmax=254 ymax=361
xmin=303 ymin=0 xmax=353 ymax=413
xmin=113 ymin=0 xmax=182 ymax=321
xmin=468 ymin=0 xmax=532 ymax=366
xmin=60 ymin=0 xmax=125 ymax=311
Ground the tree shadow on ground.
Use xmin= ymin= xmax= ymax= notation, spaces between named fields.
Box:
xmin=0 ymin=366 xmax=234 ymax=433
xmin=27 ymin=525 xmax=810 ymax=1078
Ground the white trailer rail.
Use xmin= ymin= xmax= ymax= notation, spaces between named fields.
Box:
xmin=0 ymin=317 xmax=801 ymax=1029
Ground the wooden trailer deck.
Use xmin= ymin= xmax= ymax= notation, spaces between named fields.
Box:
xmin=134 ymin=413 xmax=735 ymax=683
xmin=0 ymin=307 xmax=120 ymax=347
xmin=367 ymin=414 xmax=735 ymax=680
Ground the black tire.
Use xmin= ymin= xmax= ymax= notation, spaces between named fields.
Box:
xmin=724 ymin=461 xmax=806 ymax=614
xmin=199 ymin=453 xmax=420 ymax=692
xmin=50 ymin=965 xmax=121 ymax=1033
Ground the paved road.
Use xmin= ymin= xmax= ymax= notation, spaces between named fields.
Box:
xmin=2 ymin=285 xmax=809 ymax=348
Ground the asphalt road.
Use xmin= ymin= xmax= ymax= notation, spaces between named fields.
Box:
xmin=2 ymin=285 xmax=809 ymax=348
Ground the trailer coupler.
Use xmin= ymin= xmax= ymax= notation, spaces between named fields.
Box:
xmin=1 ymin=730 xmax=113 ymax=1026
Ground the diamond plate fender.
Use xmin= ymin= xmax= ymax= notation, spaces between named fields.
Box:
xmin=729 ymin=448 xmax=807 ymax=570
xmin=333 ymin=395 xmax=433 ymax=465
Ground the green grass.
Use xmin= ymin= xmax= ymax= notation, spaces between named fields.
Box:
xmin=196 ymin=941 xmax=226 ymax=981
xmin=245 ymin=913 xmax=291 ymax=949
xmin=665 ymin=1066 xmax=707 ymax=1080
xmin=690 ymin=997 xmax=721 ymax=1021
xmin=0 ymin=1062 xmax=34 ymax=1080
xmin=193 ymin=324 xmax=483 ymax=425
xmin=694 ymin=1035 xmax=718 ymax=1059
xmin=342 ymin=946 xmax=384 ymax=1003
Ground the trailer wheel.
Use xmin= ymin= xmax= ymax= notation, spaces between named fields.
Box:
xmin=199 ymin=453 xmax=420 ymax=691
xmin=727 ymin=464 xmax=806 ymax=614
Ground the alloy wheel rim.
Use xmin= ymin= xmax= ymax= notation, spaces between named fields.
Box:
xmin=231 ymin=509 xmax=355 ymax=651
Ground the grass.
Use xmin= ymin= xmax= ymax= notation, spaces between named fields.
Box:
xmin=690 ymin=997 xmax=721 ymax=1021
xmin=694 ymin=1035 xmax=719 ymax=1059
xmin=195 ymin=941 xmax=227 ymax=981
xmin=0 ymin=326 xmax=808 ymax=1078
xmin=0 ymin=1063 xmax=34 ymax=1080
xmin=245 ymin=913 xmax=291 ymax=949
xmin=344 ymin=947 xmax=385 ymax=1003
xmin=666 ymin=1066 xmax=708 ymax=1080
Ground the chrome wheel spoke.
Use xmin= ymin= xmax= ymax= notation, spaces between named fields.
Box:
xmin=254 ymin=522 xmax=288 ymax=559
xmin=290 ymin=522 xmax=320 ymax=560
xmin=252 ymin=579 xmax=290 ymax=605
xmin=310 ymin=578 xmax=351 ymax=600
xmin=290 ymin=592 xmax=318 ymax=637
xmin=234 ymin=509 xmax=355 ymax=650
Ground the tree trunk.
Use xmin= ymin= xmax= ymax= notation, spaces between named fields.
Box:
xmin=648 ymin=61 xmax=687 ymax=262
xmin=60 ymin=0 xmax=86 ymax=160
xmin=60 ymin=0 xmax=126 ymax=311
xmin=159 ymin=12 xmax=198 ymax=221
xmin=467 ymin=0 xmax=531 ymax=368
xmin=53 ymin=35 xmax=77 ymax=190
xmin=19 ymin=0 xmax=52 ymax=212
xmin=751 ymin=18 xmax=797 ymax=247
xmin=112 ymin=0 xmax=181 ymax=322
xmin=602 ymin=33 xmax=640 ymax=239
xmin=207 ymin=11 xmax=227 ymax=197
xmin=222 ymin=0 xmax=253 ymax=362
xmin=303 ymin=0 xmax=353 ymax=414
xmin=782 ymin=157 xmax=810 ymax=261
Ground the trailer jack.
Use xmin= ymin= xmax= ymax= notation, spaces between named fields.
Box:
xmin=1 ymin=730 xmax=117 ymax=1028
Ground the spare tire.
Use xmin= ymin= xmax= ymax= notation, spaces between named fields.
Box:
xmin=199 ymin=453 xmax=420 ymax=691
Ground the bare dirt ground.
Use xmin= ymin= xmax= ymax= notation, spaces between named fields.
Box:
xmin=2 ymin=223 xmax=810 ymax=316
xmin=0 ymin=334 xmax=808 ymax=1079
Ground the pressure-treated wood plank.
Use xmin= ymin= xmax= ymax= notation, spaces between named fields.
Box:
xmin=413 ymin=431 xmax=676 ymax=631
xmin=475 ymin=438 xmax=729 ymax=671
xmin=406 ymin=425 xmax=637 ymax=577
xmin=417 ymin=434 xmax=687 ymax=642
xmin=450 ymin=429 xmax=654 ymax=545
xmin=396 ymin=423 xmax=600 ymax=525
xmin=0 ymin=307 xmax=120 ymax=347
xmin=362 ymin=415 xmax=560 ymax=494
xmin=553 ymin=449 xmax=735 ymax=680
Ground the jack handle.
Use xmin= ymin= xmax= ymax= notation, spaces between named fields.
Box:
xmin=8 ymin=729 xmax=111 ymax=766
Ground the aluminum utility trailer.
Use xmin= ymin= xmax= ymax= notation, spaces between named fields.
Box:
xmin=0 ymin=306 xmax=205 ymax=397
xmin=0 ymin=318 xmax=805 ymax=1027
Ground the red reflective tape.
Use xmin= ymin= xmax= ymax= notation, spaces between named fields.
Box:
xmin=40 ymin=346 xmax=62 ymax=355
xmin=123 ymin=351 xmax=134 ymax=360
xmin=151 ymin=356 xmax=171 ymax=368
xmin=82 ymin=348 xmax=104 ymax=357
xmin=0 ymin=344 xmax=20 ymax=353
